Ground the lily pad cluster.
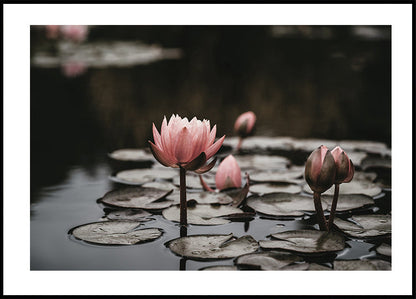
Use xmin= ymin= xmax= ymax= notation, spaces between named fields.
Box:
xmin=69 ymin=137 xmax=391 ymax=270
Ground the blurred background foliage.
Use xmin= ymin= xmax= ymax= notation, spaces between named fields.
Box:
xmin=30 ymin=25 xmax=391 ymax=190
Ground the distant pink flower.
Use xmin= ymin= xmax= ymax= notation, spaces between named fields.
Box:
xmin=45 ymin=25 xmax=60 ymax=39
xmin=62 ymin=61 xmax=87 ymax=77
xmin=61 ymin=25 xmax=89 ymax=43
xmin=234 ymin=111 xmax=256 ymax=138
xmin=331 ymin=146 xmax=355 ymax=184
xmin=149 ymin=114 xmax=225 ymax=173
xmin=215 ymin=155 xmax=242 ymax=190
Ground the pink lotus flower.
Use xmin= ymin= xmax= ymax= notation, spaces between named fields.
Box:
xmin=304 ymin=145 xmax=336 ymax=194
xmin=149 ymin=114 xmax=225 ymax=173
xmin=61 ymin=25 xmax=89 ymax=43
xmin=45 ymin=25 xmax=60 ymax=39
xmin=331 ymin=146 xmax=355 ymax=184
xmin=215 ymin=155 xmax=242 ymax=190
xmin=234 ymin=111 xmax=256 ymax=138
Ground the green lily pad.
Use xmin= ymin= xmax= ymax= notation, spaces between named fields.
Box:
xmin=113 ymin=168 xmax=177 ymax=185
xmin=339 ymin=140 xmax=390 ymax=156
xmin=250 ymin=183 xmax=302 ymax=195
xmin=108 ymin=148 xmax=155 ymax=162
xmin=222 ymin=136 xmax=295 ymax=151
xmin=235 ymin=251 xmax=304 ymax=270
xmin=199 ymin=265 xmax=238 ymax=271
xmin=166 ymin=234 xmax=259 ymax=260
xmin=346 ymin=151 xmax=368 ymax=167
xmin=162 ymin=204 xmax=243 ymax=225
xmin=307 ymin=263 xmax=332 ymax=270
xmin=235 ymin=155 xmax=290 ymax=170
xmin=375 ymin=243 xmax=391 ymax=256
xmin=260 ymin=230 xmax=345 ymax=253
xmin=291 ymin=139 xmax=337 ymax=152
xmin=142 ymin=181 xmax=179 ymax=191
xmin=303 ymin=180 xmax=382 ymax=197
xmin=333 ymin=215 xmax=391 ymax=238
xmin=354 ymin=171 xmax=378 ymax=182
xmin=167 ymin=191 xmax=233 ymax=205
xmin=333 ymin=260 xmax=391 ymax=270
xmin=321 ymin=194 xmax=374 ymax=212
xmin=249 ymin=167 xmax=304 ymax=183
xmin=100 ymin=187 xmax=174 ymax=210
xmin=104 ymin=209 xmax=152 ymax=221
xmin=361 ymin=155 xmax=391 ymax=171
xmin=172 ymin=173 xmax=216 ymax=189
xmin=71 ymin=221 xmax=162 ymax=245
xmin=247 ymin=193 xmax=325 ymax=217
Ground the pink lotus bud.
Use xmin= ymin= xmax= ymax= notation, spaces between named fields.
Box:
xmin=305 ymin=145 xmax=336 ymax=193
xmin=234 ymin=111 xmax=256 ymax=138
xmin=61 ymin=25 xmax=89 ymax=43
xmin=331 ymin=146 xmax=355 ymax=184
xmin=149 ymin=114 xmax=225 ymax=174
xmin=215 ymin=155 xmax=242 ymax=190
xmin=45 ymin=25 xmax=60 ymax=39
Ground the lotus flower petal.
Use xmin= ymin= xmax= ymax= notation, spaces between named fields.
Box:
xmin=195 ymin=157 xmax=217 ymax=174
xmin=331 ymin=146 xmax=355 ymax=184
xmin=149 ymin=141 xmax=177 ymax=168
xmin=205 ymin=135 xmax=226 ymax=160
xmin=305 ymin=145 xmax=336 ymax=193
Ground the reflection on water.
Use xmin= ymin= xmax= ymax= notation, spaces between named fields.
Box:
xmin=30 ymin=26 xmax=391 ymax=270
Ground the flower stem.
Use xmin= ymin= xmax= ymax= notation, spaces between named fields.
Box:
xmin=313 ymin=192 xmax=328 ymax=231
xmin=236 ymin=137 xmax=243 ymax=152
xmin=328 ymin=184 xmax=340 ymax=230
xmin=179 ymin=167 xmax=187 ymax=227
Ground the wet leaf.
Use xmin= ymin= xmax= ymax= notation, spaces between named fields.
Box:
xmin=199 ymin=265 xmax=238 ymax=271
xmin=303 ymin=180 xmax=382 ymax=197
xmin=71 ymin=221 xmax=162 ymax=245
xmin=100 ymin=187 xmax=174 ymax=210
xmin=361 ymin=155 xmax=391 ymax=171
xmin=333 ymin=260 xmax=391 ymax=270
xmin=260 ymin=230 xmax=345 ymax=253
xmin=321 ymin=194 xmax=374 ymax=212
xmin=291 ymin=139 xmax=338 ymax=152
xmin=249 ymin=167 xmax=304 ymax=183
xmin=235 ymin=251 xmax=304 ymax=270
xmin=172 ymin=173 xmax=216 ymax=189
xmin=235 ymin=155 xmax=290 ymax=170
xmin=247 ymin=193 xmax=324 ymax=217
xmin=142 ymin=181 xmax=179 ymax=191
xmin=334 ymin=215 xmax=391 ymax=238
xmin=346 ymin=151 xmax=368 ymax=167
xmin=307 ymin=263 xmax=332 ymax=270
xmin=339 ymin=140 xmax=390 ymax=157
xmin=375 ymin=243 xmax=391 ymax=256
xmin=162 ymin=204 xmax=243 ymax=225
xmin=108 ymin=148 xmax=155 ymax=162
xmin=222 ymin=136 xmax=295 ymax=151
xmin=167 ymin=191 xmax=233 ymax=205
xmin=104 ymin=209 xmax=152 ymax=221
xmin=166 ymin=234 xmax=259 ymax=260
xmin=113 ymin=168 xmax=177 ymax=185
xmin=250 ymin=183 xmax=301 ymax=195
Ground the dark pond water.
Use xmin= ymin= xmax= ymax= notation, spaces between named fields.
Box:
xmin=30 ymin=25 xmax=391 ymax=270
